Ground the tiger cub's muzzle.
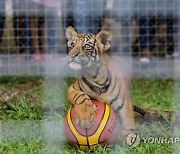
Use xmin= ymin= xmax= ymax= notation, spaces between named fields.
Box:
xmin=67 ymin=54 xmax=90 ymax=70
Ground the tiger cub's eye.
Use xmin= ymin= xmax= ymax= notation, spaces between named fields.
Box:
xmin=84 ymin=44 xmax=92 ymax=49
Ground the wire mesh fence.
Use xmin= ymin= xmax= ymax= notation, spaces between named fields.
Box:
xmin=0 ymin=0 xmax=179 ymax=78
xmin=1 ymin=1 xmax=180 ymax=152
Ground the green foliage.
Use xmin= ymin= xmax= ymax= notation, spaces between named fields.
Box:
xmin=0 ymin=77 xmax=176 ymax=153
xmin=132 ymin=80 xmax=174 ymax=110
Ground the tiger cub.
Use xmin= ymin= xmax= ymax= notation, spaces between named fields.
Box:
xmin=66 ymin=26 xmax=135 ymax=138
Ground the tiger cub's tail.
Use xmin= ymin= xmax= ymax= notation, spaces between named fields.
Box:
xmin=133 ymin=105 xmax=146 ymax=117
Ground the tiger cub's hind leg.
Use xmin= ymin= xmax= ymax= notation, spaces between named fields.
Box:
xmin=110 ymin=94 xmax=135 ymax=140
xmin=119 ymin=99 xmax=135 ymax=139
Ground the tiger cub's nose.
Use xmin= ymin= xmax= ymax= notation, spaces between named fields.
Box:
xmin=71 ymin=52 xmax=79 ymax=58
xmin=67 ymin=55 xmax=73 ymax=62
xmin=67 ymin=52 xmax=80 ymax=62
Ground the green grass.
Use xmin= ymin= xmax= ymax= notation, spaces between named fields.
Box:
xmin=132 ymin=80 xmax=174 ymax=110
xmin=0 ymin=77 xmax=177 ymax=153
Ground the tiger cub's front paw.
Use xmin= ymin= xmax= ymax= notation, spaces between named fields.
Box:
xmin=74 ymin=100 xmax=97 ymax=128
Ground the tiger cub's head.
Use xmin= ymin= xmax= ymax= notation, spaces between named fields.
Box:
xmin=66 ymin=26 xmax=112 ymax=71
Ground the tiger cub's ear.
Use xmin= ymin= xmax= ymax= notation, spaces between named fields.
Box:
xmin=66 ymin=26 xmax=78 ymax=41
xmin=96 ymin=30 xmax=112 ymax=51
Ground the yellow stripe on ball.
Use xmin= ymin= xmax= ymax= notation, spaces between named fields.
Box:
xmin=67 ymin=110 xmax=87 ymax=146
xmin=88 ymin=104 xmax=110 ymax=146
xmin=67 ymin=104 xmax=110 ymax=150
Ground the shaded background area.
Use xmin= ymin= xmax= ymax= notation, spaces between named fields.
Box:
xmin=0 ymin=0 xmax=179 ymax=78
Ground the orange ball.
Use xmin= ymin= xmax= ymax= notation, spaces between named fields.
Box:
xmin=64 ymin=100 xmax=120 ymax=150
